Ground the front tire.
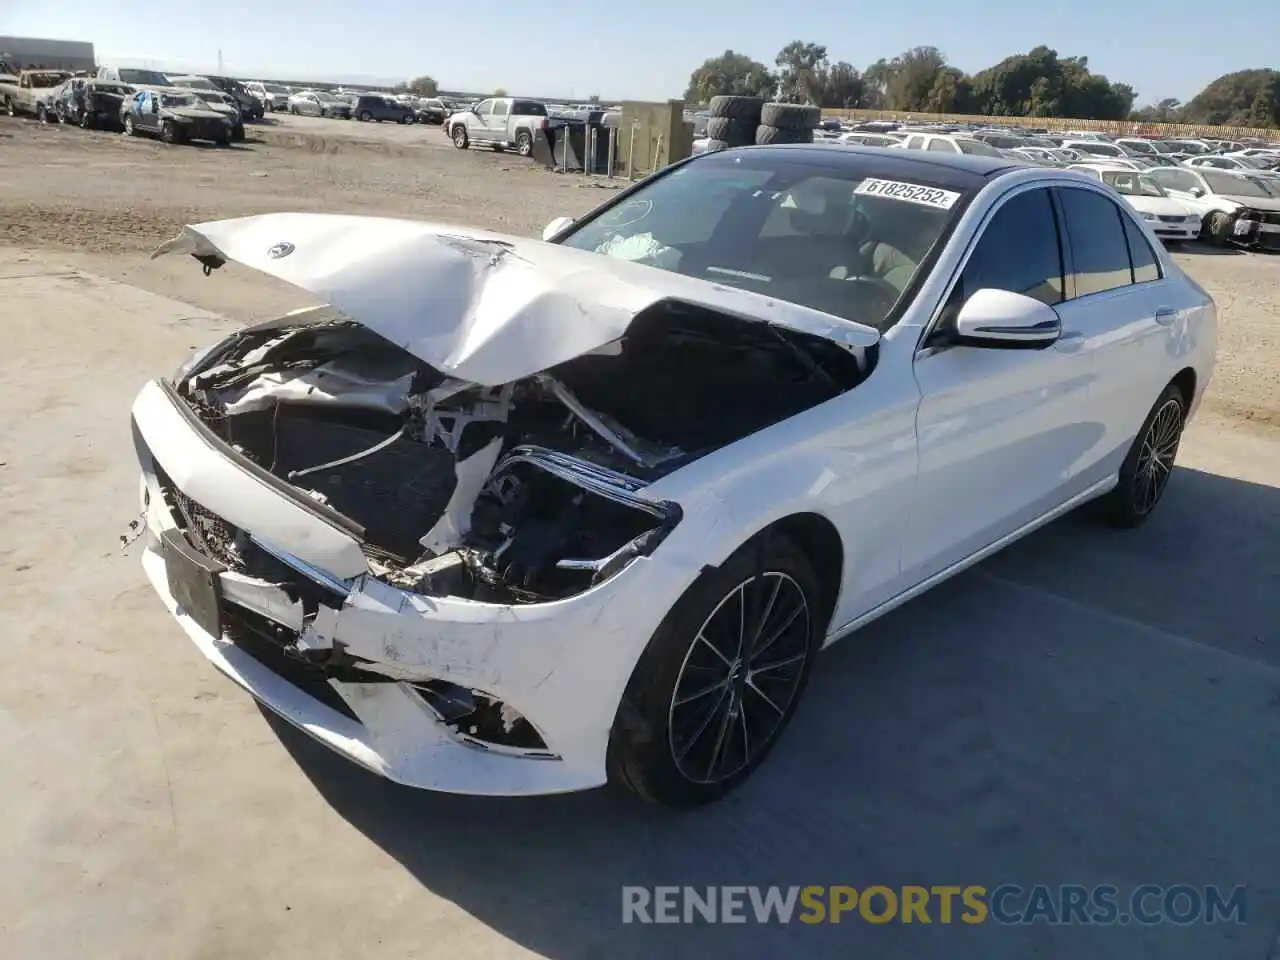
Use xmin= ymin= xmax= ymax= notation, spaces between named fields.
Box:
xmin=452 ymin=123 xmax=469 ymax=149
xmin=36 ymin=103 xmax=48 ymax=123
xmin=1204 ymin=210 xmax=1233 ymax=246
xmin=608 ymin=534 xmax=823 ymax=808
xmin=161 ymin=120 xmax=181 ymax=144
xmin=123 ymin=114 xmax=136 ymax=136
xmin=360 ymin=110 xmax=373 ymax=122
xmin=1093 ymin=382 xmax=1187 ymax=527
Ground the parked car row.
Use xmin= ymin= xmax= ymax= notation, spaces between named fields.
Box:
xmin=713 ymin=117 xmax=1280 ymax=252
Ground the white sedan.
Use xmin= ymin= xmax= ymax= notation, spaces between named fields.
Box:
xmin=128 ymin=149 xmax=1216 ymax=808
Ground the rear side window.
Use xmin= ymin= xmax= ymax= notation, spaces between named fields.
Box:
xmin=1121 ymin=214 xmax=1162 ymax=284
xmin=513 ymin=100 xmax=546 ymax=116
xmin=956 ymin=188 xmax=1065 ymax=306
xmin=927 ymin=139 xmax=956 ymax=153
xmin=1055 ymin=187 xmax=1135 ymax=297
xmin=905 ymin=136 xmax=924 ymax=149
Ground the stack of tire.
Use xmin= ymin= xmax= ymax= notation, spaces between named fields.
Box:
xmin=703 ymin=96 xmax=822 ymax=152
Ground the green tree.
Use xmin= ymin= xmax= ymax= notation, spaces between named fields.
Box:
xmin=406 ymin=75 xmax=438 ymax=97
xmin=775 ymin=40 xmax=829 ymax=104
xmin=820 ymin=60 xmax=863 ymax=108
xmin=1182 ymin=69 xmax=1280 ymax=127
xmin=684 ymin=50 xmax=776 ymax=104
xmin=968 ymin=47 xmax=1134 ymax=120
xmin=493 ymin=87 xmax=508 ymax=97
xmin=882 ymin=46 xmax=952 ymax=111
xmin=924 ymin=67 xmax=974 ymax=114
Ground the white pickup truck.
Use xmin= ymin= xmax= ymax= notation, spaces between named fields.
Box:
xmin=445 ymin=97 xmax=552 ymax=157
xmin=3 ymin=69 xmax=72 ymax=121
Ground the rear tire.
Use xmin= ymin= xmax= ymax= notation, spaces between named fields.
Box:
xmin=705 ymin=116 xmax=754 ymax=146
xmin=707 ymin=95 xmax=764 ymax=124
xmin=1091 ymin=382 xmax=1187 ymax=528
xmin=756 ymin=123 xmax=814 ymax=145
xmin=516 ymin=129 xmax=533 ymax=156
xmin=608 ymin=533 xmax=824 ymax=809
xmin=760 ymin=102 xmax=822 ymax=131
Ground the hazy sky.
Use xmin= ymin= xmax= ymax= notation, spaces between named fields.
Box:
xmin=2 ymin=0 xmax=1273 ymax=103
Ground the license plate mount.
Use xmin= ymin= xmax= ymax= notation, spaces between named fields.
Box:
xmin=161 ymin=529 xmax=226 ymax=639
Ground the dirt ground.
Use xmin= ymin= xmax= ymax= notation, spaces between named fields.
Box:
xmin=1 ymin=114 xmax=1277 ymax=430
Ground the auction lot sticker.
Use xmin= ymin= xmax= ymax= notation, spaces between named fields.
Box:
xmin=855 ymin=178 xmax=961 ymax=210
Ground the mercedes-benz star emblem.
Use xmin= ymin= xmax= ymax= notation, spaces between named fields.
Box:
xmin=267 ymin=242 xmax=295 ymax=259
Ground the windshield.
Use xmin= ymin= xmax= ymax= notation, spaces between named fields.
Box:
xmin=28 ymin=72 xmax=68 ymax=88
xmin=119 ymin=69 xmax=170 ymax=85
xmin=1201 ymin=171 xmax=1272 ymax=197
xmin=1150 ymin=141 xmax=1180 ymax=154
xmin=556 ymin=152 xmax=967 ymax=331
xmin=955 ymin=138 xmax=1003 ymax=157
xmin=160 ymin=93 xmax=199 ymax=108
xmin=1102 ymin=172 xmax=1166 ymax=197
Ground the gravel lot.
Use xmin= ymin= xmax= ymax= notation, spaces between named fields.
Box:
xmin=1 ymin=116 xmax=1278 ymax=960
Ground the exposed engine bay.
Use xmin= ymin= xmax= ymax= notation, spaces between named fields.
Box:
xmin=171 ymin=301 xmax=871 ymax=603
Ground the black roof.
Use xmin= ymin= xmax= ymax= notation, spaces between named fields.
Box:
xmin=703 ymin=144 xmax=1021 ymax=193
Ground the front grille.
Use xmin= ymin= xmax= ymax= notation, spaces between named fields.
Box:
xmin=154 ymin=464 xmax=241 ymax=566
xmin=222 ymin=604 xmax=361 ymax=722
xmin=1257 ymin=210 xmax=1280 ymax=226
xmin=1158 ymin=215 xmax=1187 ymax=223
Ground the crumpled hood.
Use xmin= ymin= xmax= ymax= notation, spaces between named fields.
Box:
xmin=152 ymin=213 xmax=879 ymax=386
xmin=1222 ymin=193 xmax=1280 ymax=212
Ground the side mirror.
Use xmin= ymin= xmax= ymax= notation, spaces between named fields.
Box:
xmin=951 ymin=288 xmax=1062 ymax=349
xmin=541 ymin=216 xmax=575 ymax=241
xmin=1189 ymin=187 xmax=1205 ymax=198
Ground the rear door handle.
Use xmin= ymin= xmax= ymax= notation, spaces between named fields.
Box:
xmin=1154 ymin=307 xmax=1178 ymax=325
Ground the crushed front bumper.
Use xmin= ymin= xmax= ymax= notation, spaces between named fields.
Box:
xmin=130 ymin=379 xmax=692 ymax=795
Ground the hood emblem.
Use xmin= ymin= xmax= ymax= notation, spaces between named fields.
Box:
xmin=267 ymin=242 xmax=295 ymax=259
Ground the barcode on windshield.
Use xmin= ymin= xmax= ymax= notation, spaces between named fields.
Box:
xmin=855 ymin=179 xmax=961 ymax=210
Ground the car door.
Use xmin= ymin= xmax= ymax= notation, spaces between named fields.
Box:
xmin=903 ymin=184 xmax=1104 ymax=581
xmin=468 ymin=99 xmax=494 ymax=141
xmin=1051 ymin=184 xmax=1183 ymax=477
xmin=133 ymin=91 xmax=156 ymax=132
xmin=487 ymin=99 xmax=511 ymax=141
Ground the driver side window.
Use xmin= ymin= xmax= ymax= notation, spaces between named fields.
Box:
xmin=474 ymin=99 xmax=494 ymax=116
xmin=952 ymin=188 xmax=1065 ymax=313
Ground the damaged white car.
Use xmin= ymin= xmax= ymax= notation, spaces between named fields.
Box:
xmin=129 ymin=148 xmax=1216 ymax=807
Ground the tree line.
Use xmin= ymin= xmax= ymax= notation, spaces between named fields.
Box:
xmin=685 ymin=45 xmax=1280 ymax=129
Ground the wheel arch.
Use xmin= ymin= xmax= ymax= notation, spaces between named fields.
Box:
xmin=745 ymin=512 xmax=844 ymax=636
xmin=1170 ymin=366 xmax=1196 ymax=407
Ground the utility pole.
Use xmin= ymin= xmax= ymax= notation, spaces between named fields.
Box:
xmin=217 ymin=49 xmax=223 ymax=73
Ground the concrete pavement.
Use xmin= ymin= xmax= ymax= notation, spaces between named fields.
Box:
xmin=1 ymin=253 xmax=1276 ymax=959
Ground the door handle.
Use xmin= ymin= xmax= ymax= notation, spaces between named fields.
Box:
xmin=1154 ymin=307 xmax=1178 ymax=325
